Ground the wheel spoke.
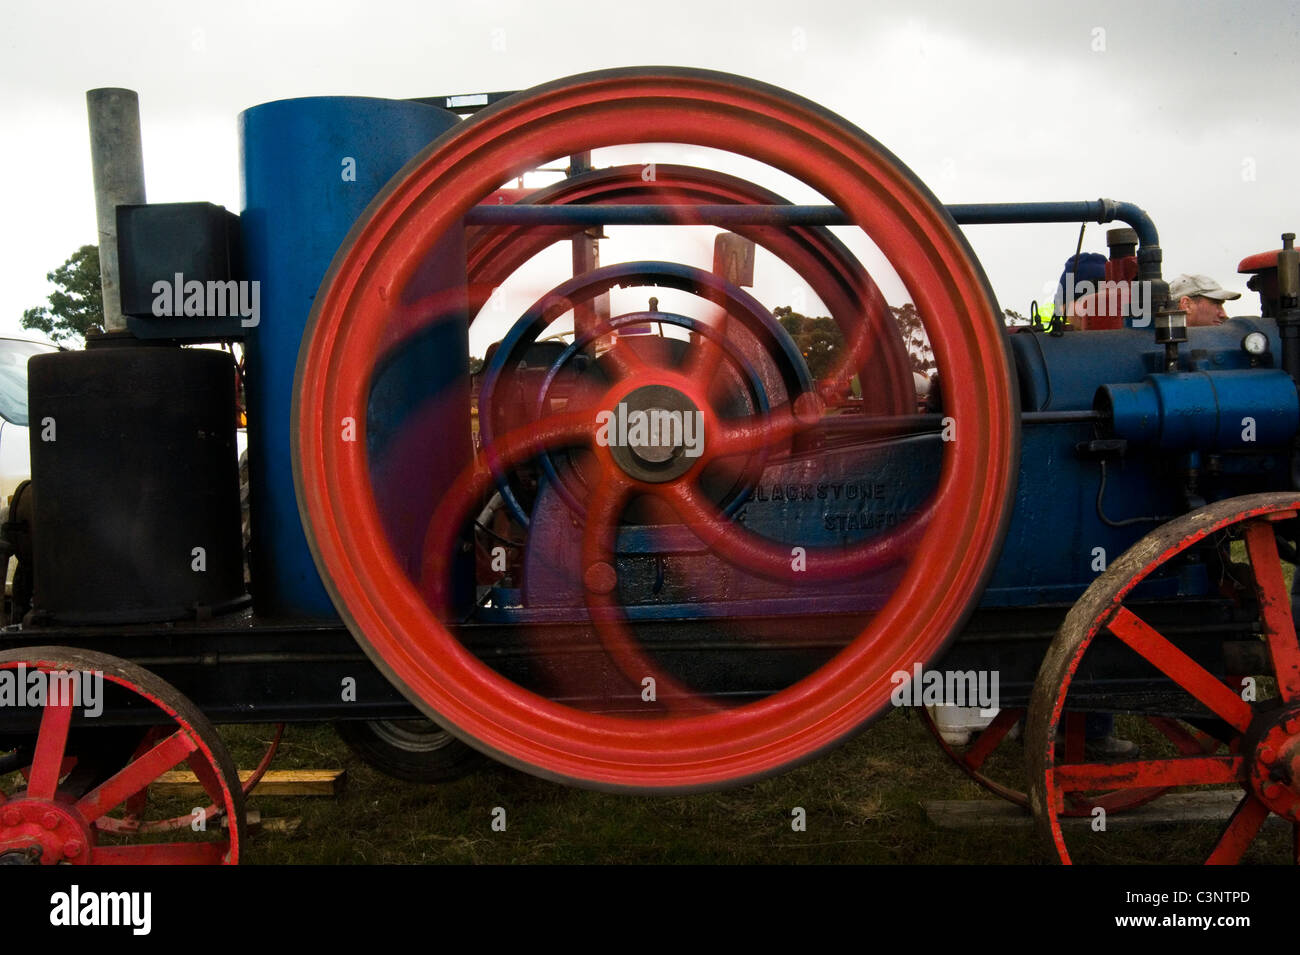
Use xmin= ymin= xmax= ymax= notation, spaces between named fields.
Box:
xmin=685 ymin=320 xmax=728 ymax=383
xmin=709 ymin=403 xmax=808 ymax=460
xmin=664 ymin=479 xmax=929 ymax=584
xmin=1147 ymin=715 xmax=1219 ymax=755
xmin=28 ymin=685 xmax=75 ymax=800
xmin=422 ymin=409 xmax=595 ymax=602
xmin=1106 ymin=607 xmax=1254 ymax=732
xmin=601 ymin=337 xmax=647 ymax=380
xmin=91 ymin=840 xmax=229 ymax=865
xmin=187 ymin=751 xmax=229 ymax=814
xmin=479 ymin=411 xmax=597 ymax=479
xmin=1206 ymin=794 xmax=1271 ymax=865
xmin=1242 ymin=521 xmax=1300 ymax=701
xmin=961 ymin=708 xmax=1020 ymax=769
xmin=75 ymin=730 xmax=197 ymax=824
xmin=1054 ymin=754 xmax=1241 ymax=791
xmin=579 ymin=475 xmax=711 ymax=710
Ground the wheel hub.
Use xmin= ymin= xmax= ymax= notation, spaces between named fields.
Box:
xmin=1247 ymin=706 xmax=1300 ymax=820
xmin=0 ymin=798 xmax=93 ymax=864
xmin=602 ymin=384 xmax=704 ymax=483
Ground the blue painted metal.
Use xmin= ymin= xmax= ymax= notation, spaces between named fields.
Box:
xmin=983 ymin=319 xmax=1289 ymax=605
xmin=1101 ymin=369 xmax=1299 ymax=450
xmin=239 ymin=96 xmax=460 ymax=618
xmin=504 ymin=317 xmax=1295 ymax=621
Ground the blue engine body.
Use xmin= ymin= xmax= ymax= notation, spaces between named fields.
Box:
xmin=232 ymin=98 xmax=1295 ymax=631
xmin=487 ymin=317 xmax=1294 ymax=624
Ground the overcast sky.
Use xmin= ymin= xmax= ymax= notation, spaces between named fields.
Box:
xmin=2 ymin=0 xmax=1297 ymax=346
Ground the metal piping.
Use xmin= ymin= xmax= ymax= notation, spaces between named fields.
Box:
xmin=86 ymin=88 xmax=147 ymax=334
xmin=465 ymin=198 xmax=1161 ymax=248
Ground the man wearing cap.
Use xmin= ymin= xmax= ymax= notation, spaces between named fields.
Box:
xmin=1169 ymin=274 xmax=1242 ymax=327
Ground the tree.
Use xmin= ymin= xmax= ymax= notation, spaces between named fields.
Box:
xmin=22 ymin=244 xmax=103 ymax=344
xmin=776 ymin=303 xmax=942 ymax=381
xmin=887 ymin=303 xmax=935 ymax=378
xmin=774 ymin=305 xmax=844 ymax=379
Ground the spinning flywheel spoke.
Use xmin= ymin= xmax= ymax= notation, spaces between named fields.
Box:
xmin=1028 ymin=493 xmax=1300 ymax=864
xmin=577 ymin=470 xmax=719 ymax=712
xmin=0 ymin=648 xmax=243 ymax=865
xmin=296 ymin=67 xmax=1018 ymax=790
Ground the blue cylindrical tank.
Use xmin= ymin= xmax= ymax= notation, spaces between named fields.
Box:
xmin=239 ymin=97 xmax=461 ymax=618
xmin=1098 ymin=370 xmax=1299 ymax=450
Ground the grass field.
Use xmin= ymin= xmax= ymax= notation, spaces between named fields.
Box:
xmin=214 ymin=709 xmax=1293 ymax=865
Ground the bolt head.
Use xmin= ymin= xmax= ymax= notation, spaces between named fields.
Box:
xmin=2 ymin=809 xmax=21 ymax=828
xmin=583 ymin=561 xmax=617 ymax=595
xmin=41 ymin=812 xmax=59 ymax=831
xmin=1260 ymin=745 xmax=1278 ymax=764
xmin=1263 ymin=782 xmax=1283 ymax=799
xmin=62 ymin=841 xmax=82 ymax=859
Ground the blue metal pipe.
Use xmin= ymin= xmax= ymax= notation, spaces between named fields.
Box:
xmin=463 ymin=199 xmax=1161 ymax=247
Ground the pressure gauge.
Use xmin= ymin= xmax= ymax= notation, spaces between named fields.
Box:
xmin=1242 ymin=331 xmax=1269 ymax=356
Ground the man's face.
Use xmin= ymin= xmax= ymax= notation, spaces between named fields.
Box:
xmin=1181 ymin=294 xmax=1227 ymax=327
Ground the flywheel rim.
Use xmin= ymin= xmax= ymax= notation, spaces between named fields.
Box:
xmin=294 ymin=66 xmax=1019 ymax=791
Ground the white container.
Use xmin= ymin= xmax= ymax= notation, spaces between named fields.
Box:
xmin=928 ymin=705 xmax=999 ymax=747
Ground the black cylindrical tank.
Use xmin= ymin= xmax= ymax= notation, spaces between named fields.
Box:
xmin=28 ymin=341 xmax=246 ymax=623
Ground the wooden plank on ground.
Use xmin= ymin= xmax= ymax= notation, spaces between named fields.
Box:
xmin=925 ymin=790 xmax=1286 ymax=831
xmin=152 ymin=769 xmax=345 ymax=798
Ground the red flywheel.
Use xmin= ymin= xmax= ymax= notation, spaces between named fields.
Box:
xmin=293 ymin=67 xmax=1019 ymax=791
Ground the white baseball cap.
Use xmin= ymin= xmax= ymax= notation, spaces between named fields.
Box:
xmin=1168 ymin=274 xmax=1242 ymax=302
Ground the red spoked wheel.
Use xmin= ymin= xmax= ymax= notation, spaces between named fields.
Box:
xmin=295 ymin=67 xmax=1018 ymax=791
xmin=1028 ymin=493 xmax=1300 ymax=864
xmin=0 ymin=647 xmax=243 ymax=864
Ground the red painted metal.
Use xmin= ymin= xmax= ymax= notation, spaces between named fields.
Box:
xmin=923 ymin=707 xmax=1200 ymax=814
xmin=1206 ymin=796 xmax=1271 ymax=865
xmin=1027 ymin=493 xmax=1300 ymax=864
xmin=27 ymin=695 xmax=73 ymax=801
xmin=1054 ymin=755 xmax=1241 ymax=791
xmin=96 ymin=722 xmax=284 ymax=835
xmin=1243 ymin=521 xmax=1300 ymax=701
xmin=1238 ymin=249 xmax=1284 ymax=274
xmin=92 ymin=842 xmax=229 ymax=865
xmin=295 ymin=67 xmax=1017 ymax=791
xmin=1106 ymin=607 xmax=1254 ymax=731
xmin=0 ymin=648 xmax=243 ymax=865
